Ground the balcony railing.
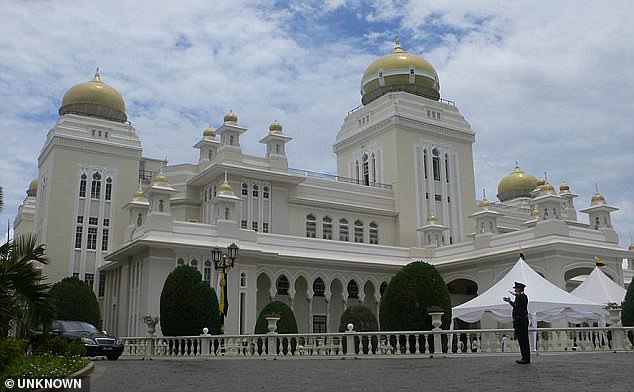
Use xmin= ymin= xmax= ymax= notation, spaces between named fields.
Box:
xmin=289 ymin=168 xmax=393 ymax=190
xmin=120 ymin=326 xmax=634 ymax=359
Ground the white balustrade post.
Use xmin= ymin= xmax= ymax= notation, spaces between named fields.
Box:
xmin=265 ymin=317 xmax=280 ymax=356
xmin=608 ymin=308 xmax=625 ymax=351
xmin=429 ymin=312 xmax=444 ymax=357
xmin=200 ymin=327 xmax=210 ymax=356
xmin=147 ymin=337 xmax=155 ymax=358
xmin=345 ymin=323 xmax=355 ymax=358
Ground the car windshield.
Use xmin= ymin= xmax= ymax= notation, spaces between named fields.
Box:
xmin=57 ymin=321 xmax=99 ymax=333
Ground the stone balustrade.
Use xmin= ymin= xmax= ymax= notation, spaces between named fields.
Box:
xmin=120 ymin=326 xmax=634 ymax=359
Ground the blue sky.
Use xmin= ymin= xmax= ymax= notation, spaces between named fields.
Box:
xmin=1 ymin=0 xmax=633 ymax=248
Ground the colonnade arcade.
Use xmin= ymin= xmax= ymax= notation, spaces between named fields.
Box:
xmin=256 ymin=268 xmax=389 ymax=333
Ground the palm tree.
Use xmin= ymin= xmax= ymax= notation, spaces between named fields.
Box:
xmin=0 ymin=234 xmax=56 ymax=338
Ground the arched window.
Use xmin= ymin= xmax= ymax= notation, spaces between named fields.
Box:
xmin=277 ymin=275 xmax=289 ymax=295
xmin=347 ymin=280 xmax=359 ymax=299
xmin=203 ymin=260 xmax=211 ymax=282
xmin=252 ymin=184 xmax=259 ymax=198
xmin=79 ymin=174 xmax=87 ymax=197
xmin=136 ymin=213 xmax=143 ymax=227
xmin=354 ymin=220 xmax=364 ymax=243
xmin=177 ymin=257 xmax=185 ymax=265
xmin=444 ymin=154 xmax=450 ymax=182
xmin=105 ymin=177 xmax=113 ymax=200
xmin=371 ymin=153 xmax=376 ymax=183
xmin=380 ymin=281 xmax=388 ymax=297
xmin=241 ymin=182 xmax=248 ymax=196
xmin=362 ymin=153 xmax=369 ymax=186
xmin=423 ymin=149 xmax=428 ymax=179
xmin=432 ymin=148 xmax=440 ymax=181
xmin=240 ymin=273 xmax=247 ymax=287
xmin=339 ymin=218 xmax=349 ymax=241
xmin=263 ymin=185 xmax=269 ymax=199
xmin=190 ymin=258 xmax=198 ymax=267
xmin=91 ymin=172 xmax=102 ymax=199
xmin=369 ymin=222 xmax=378 ymax=244
xmin=306 ymin=214 xmax=316 ymax=238
xmin=158 ymin=199 xmax=164 ymax=212
xmin=322 ymin=216 xmax=332 ymax=240
xmin=313 ymin=278 xmax=325 ymax=297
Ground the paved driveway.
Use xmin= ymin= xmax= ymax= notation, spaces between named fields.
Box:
xmin=89 ymin=353 xmax=634 ymax=392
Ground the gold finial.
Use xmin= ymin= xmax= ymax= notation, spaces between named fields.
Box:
xmin=595 ymin=183 xmax=599 ymax=193
xmin=92 ymin=67 xmax=102 ymax=83
xmin=483 ymin=189 xmax=486 ymax=199
xmin=393 ymin=34 xmax=403 ymax=53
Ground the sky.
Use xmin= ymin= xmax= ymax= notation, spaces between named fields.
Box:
xmin=1 ymin=0 xmax=633 ymax=247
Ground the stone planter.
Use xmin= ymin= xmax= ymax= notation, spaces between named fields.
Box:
xmin=429 ymin=312 xmax=444 ymax=330
xmin=265 ymin=316 xmax=280 ymax=333
xmin=607 ymin=308 xmax=622 ymax=326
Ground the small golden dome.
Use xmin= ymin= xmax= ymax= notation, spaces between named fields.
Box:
xmin=223 ymin=110 xmax=238 ymax=123
xmin=203 ymin=127 xmax=216 ymax=137
xmin=628 ymin=243 xmax=634 ymax=252
xmin=591 ymin=192 xmax=606 ymax=205
xmin=133 ymin=189 xmax=144 ymax=198
xmin=361 ymin=36 xmax=439 ymax=105
xmin=154 ymin=172 xmax=167 ymax=183
xmin=542 ymin=182 xmax=555 ymax=192
xmin=559 ymin=183 xmax=570 ymax=192
xmin=269 ymin=120 xmax=283 ymax=134
xmin=536 ymin=178 xmax=546 ymax=188
xmin=59 ymin=69 xmax=127 ymax=123
xmin=478 ymin=198 xmax=491 ymax=208
xmin=219 ymin=181 xmax=232 ymax=192
xmin=427 ymin=214 xmax=438 ymax=223
xmin=531 ymin=207 xmax=540 ymax=218
xmin=497 ymin=165 xmax=538 ymax=202
xmin=26 ymin=178 xmax=38 ymax=197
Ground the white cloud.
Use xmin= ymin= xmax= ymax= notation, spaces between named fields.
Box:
xmin=1 ymin=1 xmax=633 ymax=248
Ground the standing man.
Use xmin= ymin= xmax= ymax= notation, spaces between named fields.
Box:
xmin=503 ymin=281 xmax=530 ymax=364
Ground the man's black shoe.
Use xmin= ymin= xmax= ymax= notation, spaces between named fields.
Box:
xmin=515 ymin=359 xmax=530 ymax=364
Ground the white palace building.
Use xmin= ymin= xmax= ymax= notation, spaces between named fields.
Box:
xmin=14 ymin=39 xmax=634 ymax=337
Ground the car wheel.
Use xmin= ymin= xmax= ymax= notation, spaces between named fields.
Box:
xmin=106 ymin=354 xmax=120 ymax=361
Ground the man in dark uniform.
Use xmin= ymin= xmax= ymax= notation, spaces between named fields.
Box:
xmin=503 ymin=281 xmax=530 ymax=364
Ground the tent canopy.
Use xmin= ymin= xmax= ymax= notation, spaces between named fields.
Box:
xmin=571 ymin=266 xmax=626 ymax=305
xmin=452 ymin=258 xmax=605 ymax=323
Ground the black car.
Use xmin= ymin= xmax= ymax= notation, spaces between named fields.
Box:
xmin=33 ymin=320 xmax=124 ymax=360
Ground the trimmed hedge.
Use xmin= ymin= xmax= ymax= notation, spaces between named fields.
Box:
xmin=254 ymin=301 xmax=298 ymax=334
xmin=622 ymin=281 xmax=634 ymax=327
xmin=338 ymin=305 xmax=378 ymax=332
xmin=49 ymin=277 xmax=101 ymax=328
xmin=160 ymin=265 xmax=221 ymax=336
xmin=379 ymin=261 xmax=452 ymax=331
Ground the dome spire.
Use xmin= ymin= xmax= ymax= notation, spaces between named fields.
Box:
xmin=93 ymin=67 xmax=102 ymax=82
xmin=394 ymin=34 xmax=403 ymax=53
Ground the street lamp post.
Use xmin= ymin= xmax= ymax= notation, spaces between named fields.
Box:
xmin=211 ymin=243 xmax=239 ymax=333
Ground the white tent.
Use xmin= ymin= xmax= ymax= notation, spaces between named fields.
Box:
xmin=452 ymin=258 xmax=605 ymax=324
xmin=571 ymin=266 xmax=627 ymax=305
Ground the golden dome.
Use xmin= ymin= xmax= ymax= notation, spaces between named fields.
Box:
xmin=133 ymin=189 xmax=144 ymax=198
xmin=591 ymin=192 xmax=606 ymax=205
xmin=536 ymin=178 xmax=546 ymax=188
xmin=203 ymin=127 xmax=216 ymax=137
xmin=427 ymin=214 xmax=438 ymax=223
xmin=361 ymin=37 xmax=439 ymax=105
xmin=531 ymin=207 xmax=540 ymax=218
xmin=219 ymin=181 xmax=232 ymax=192
xmin=154 ymin=172 xmax=167 ymax=183
xmin=559 ymin=183 xmax=570 ymax=192
xmin=269 ymin=120 xmax=283 ymax=134
xmin=223 ymin=110 xmax=238 ymax=124
xmin=542 ymin=182 xmax=555 ymax=192
xmin=497 ymin=165 xmax=538 ymax=202
xmin=26 ymin=178 xmax=38 ymax=197
xmin=478 ymin=198 xmax=491 ymax=208
xmin=59 ymin=69 xmax=127 ymax=123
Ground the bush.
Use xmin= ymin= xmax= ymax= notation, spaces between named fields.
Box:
xmin=339 ymin=305 xmax=379 ymax=354
xmin=254 ymin=301 xmax=298 ymax=334
xmin=33 ymin=335 xmax=86 ymax=357
xmin=160 ymin=265 xmax=220 ymax=336
xmin=49 ymin=277 xmax=101 ymax=328
xmin=379 ymin=261 xmax=451 ymax=353
xmin=622 ymin=282 xmax=634 ymax=327
xmin=254 ymin=301 xmax=298 ymax=355
xmin=0 ymin=339 xmax=26 ymax=374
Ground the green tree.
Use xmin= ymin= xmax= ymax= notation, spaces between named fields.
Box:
xmin=338 ymin=305 xmax=379 ymax=332
xmin=0 ymin=234 xmax=56 ymax=338
xmin=49 ymin=277 xmax=101 ymax=328
xmin=622 ymin=281 xmax=634 ymax=327
xmin=160 ymin=265 xmax=220 ymax=336
xmin=254 ymin=300 xmax=298 ymax=334
xmin=379 ymin=261 xmax=452 ymax=331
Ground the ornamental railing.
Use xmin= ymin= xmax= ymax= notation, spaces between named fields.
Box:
xmin=120 ymin=326 xmax=634 ymax=359
xmin=288 ymin=168 xmax=393 ymax=190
